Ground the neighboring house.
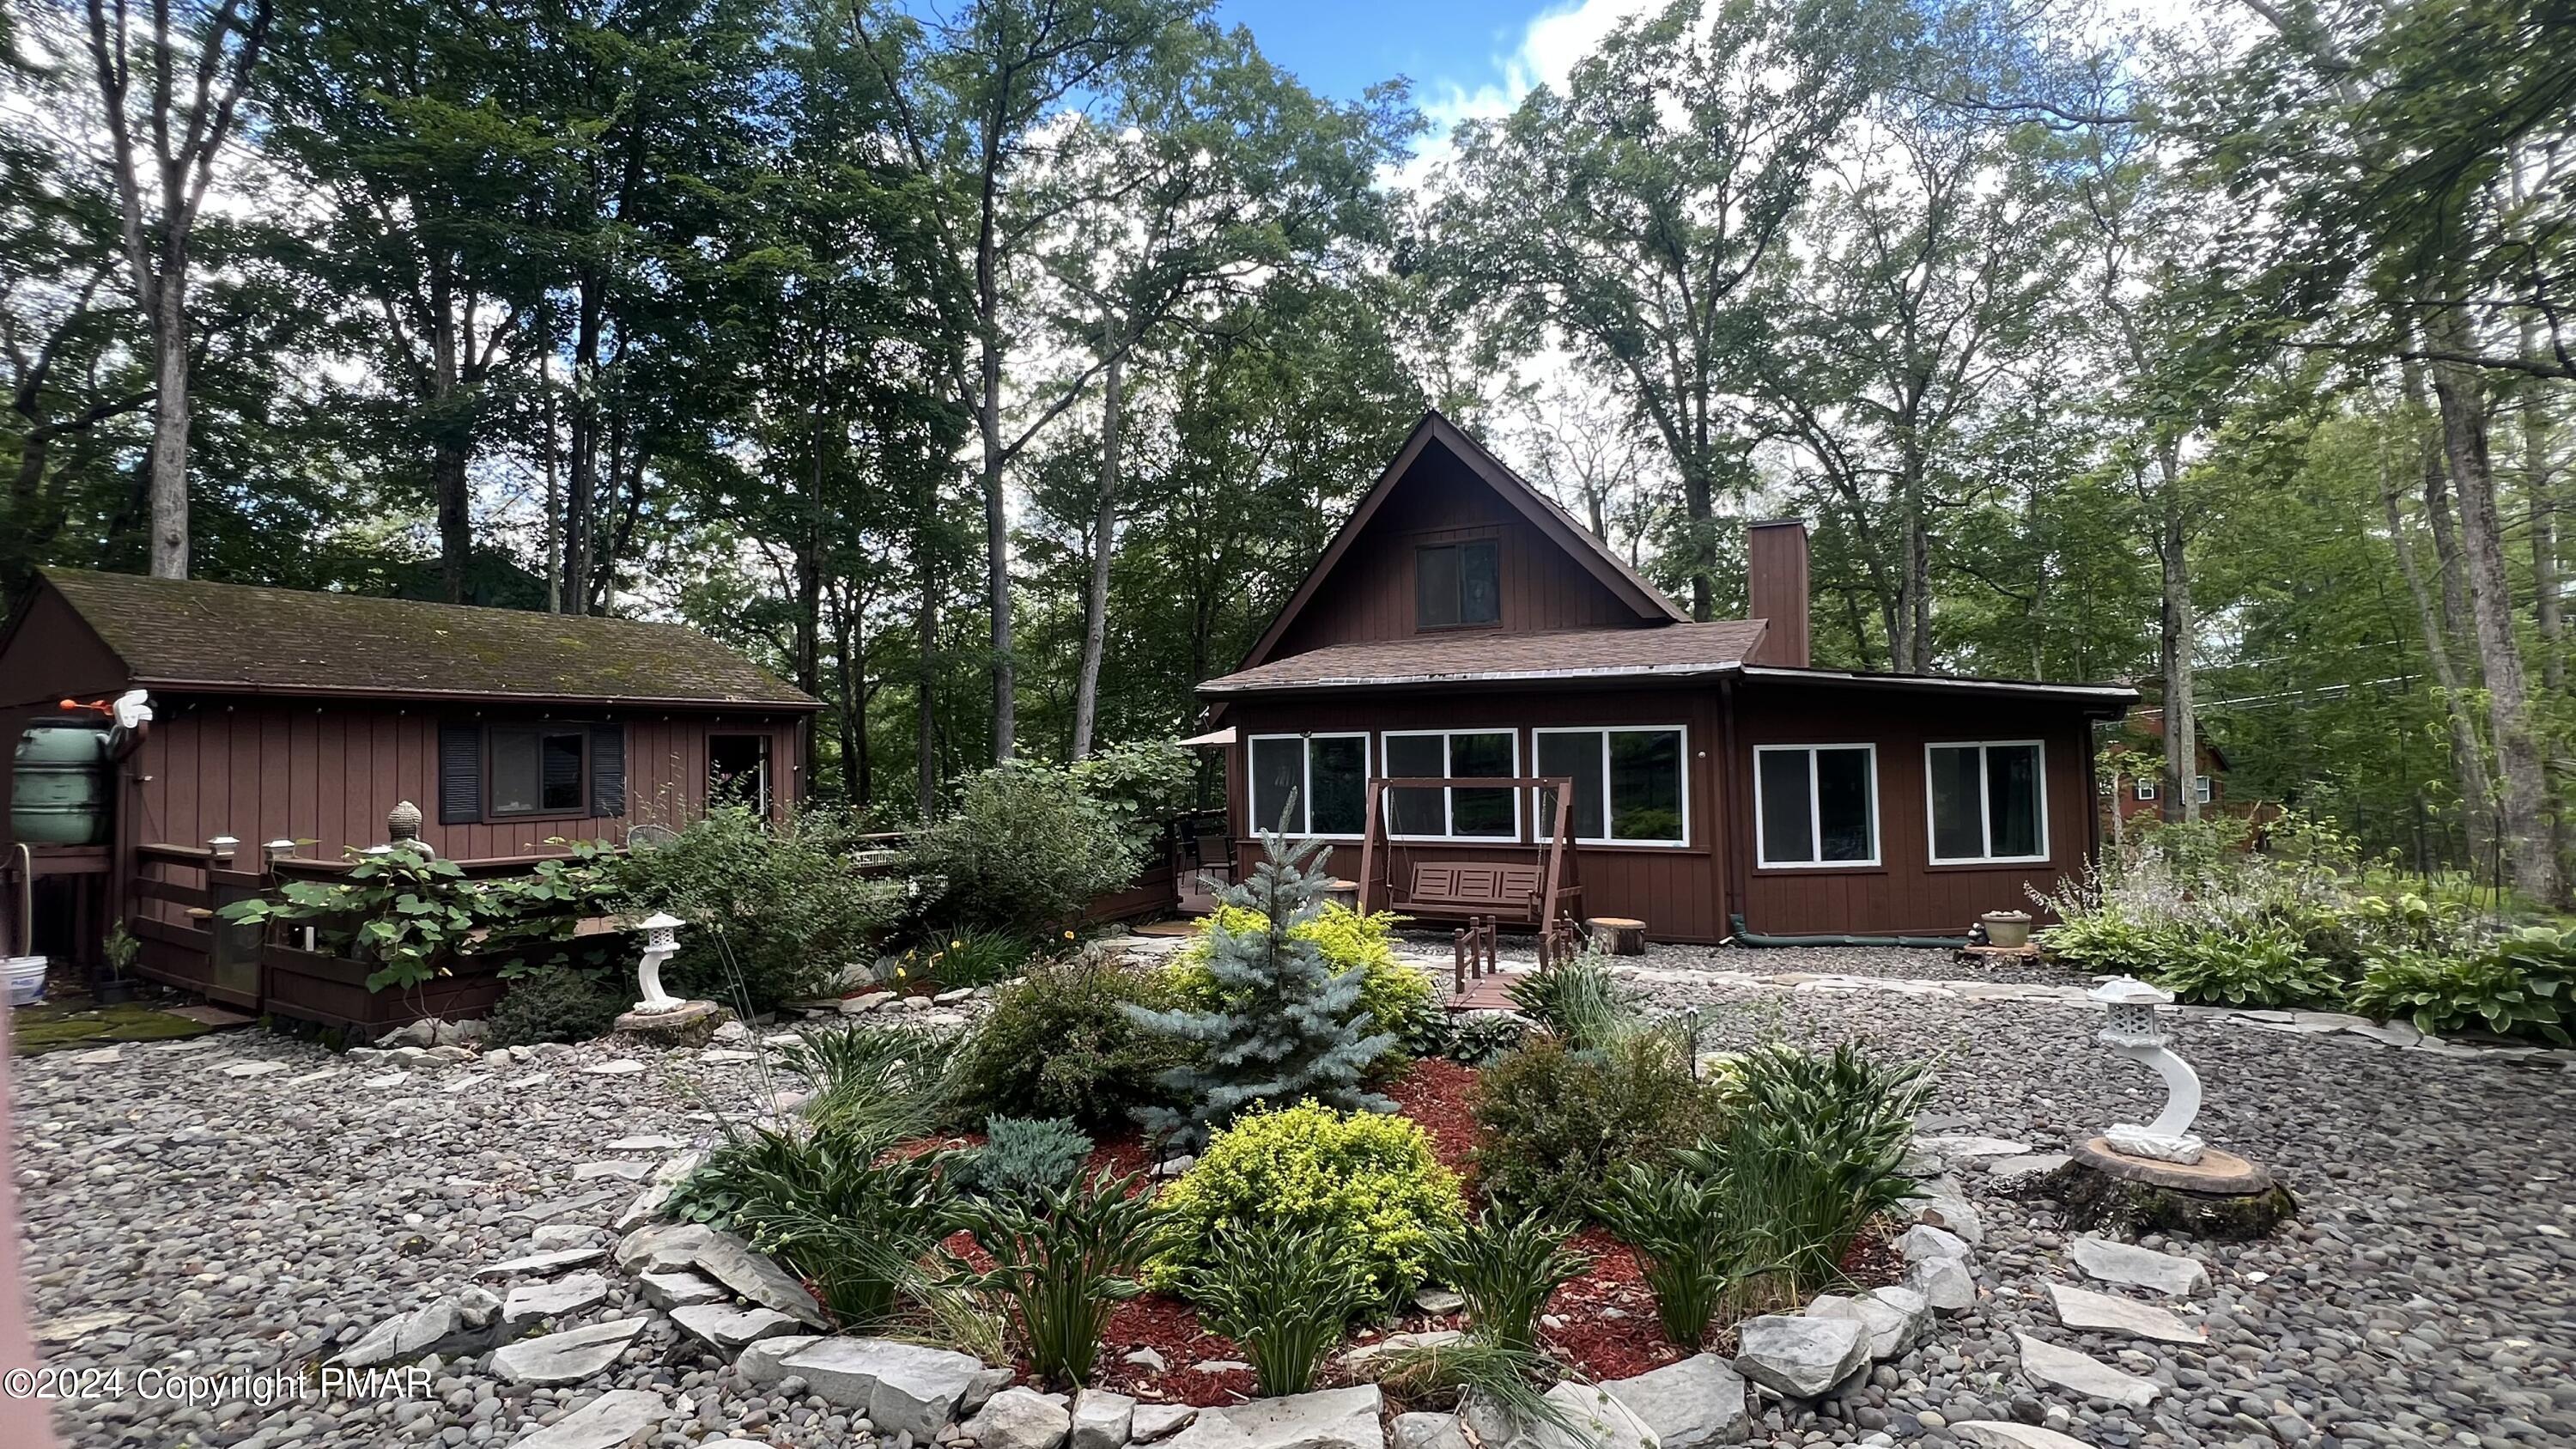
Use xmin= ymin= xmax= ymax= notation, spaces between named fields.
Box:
xmin=1 ymin=569 xmax=818 ymax=978
xmin=1196 ymin=411 xmax=2137 ymax=943
xmin=2105 ymin=707 xmax=2228 ymax=824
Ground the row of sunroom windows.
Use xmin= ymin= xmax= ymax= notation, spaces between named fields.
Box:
xmin=1248 ymin=730 xmax=2050 ymax=867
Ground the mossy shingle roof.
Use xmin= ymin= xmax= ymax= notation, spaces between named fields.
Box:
xmin=41 ymin=569 xmax=818 ymax=709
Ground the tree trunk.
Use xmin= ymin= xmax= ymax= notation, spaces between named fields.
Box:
xmin=146 ymin=276 xmax=190 ymax=578
xmin=795 ymin=379 xmax=826 ymax=784
xmin=917 ymin=558 xmax=940 ymax=822
xmin=2429 ymin=326 xmax=2560 ymax=904
xmin=2380 ymin=416 xmax=2497 ymax=861
xmin=433 ymin=440 xmax=471 ymax=603
xmin=974 ymin=140 xmax=1013 ymax=764
xmin=2523 ymin=317 xmax=2562 ymax=693
xmin=428 ymin=253 xmax=469 ymax=602
xmin=564 ymin=274 xmax=602 ymax=613
xmin=2153 ymin=444 xmax=2196 ymax=825
xmin=1071 ymin=338 xmax=1122 ymax=761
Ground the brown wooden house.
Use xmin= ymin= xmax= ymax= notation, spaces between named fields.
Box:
xmin=1198 ymin=412 xmax=2137 ymax=943
xmin=1 ymin=569 xmax=818 ymax=986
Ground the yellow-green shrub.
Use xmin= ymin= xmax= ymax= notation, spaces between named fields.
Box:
xmin=1167 ymin=904 xmax=1437 ymax=1063
xmin=1150 ymin=1100 xmax=1465 ymax=1306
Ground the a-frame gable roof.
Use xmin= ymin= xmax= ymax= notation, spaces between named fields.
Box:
xmin=1236 ymin=411 xmax=1686 ymax=673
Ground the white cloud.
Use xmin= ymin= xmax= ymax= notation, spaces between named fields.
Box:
xmin=1387 ymin=0 xmax=1663 ymax=188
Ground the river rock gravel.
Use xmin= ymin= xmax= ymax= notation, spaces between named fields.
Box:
xmin=15 ymin=947 xmax=2576 ymax=1449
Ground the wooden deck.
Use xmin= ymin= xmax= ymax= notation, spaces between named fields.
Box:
xmin=1445 ymin=967 xmax=1525 ymax=1012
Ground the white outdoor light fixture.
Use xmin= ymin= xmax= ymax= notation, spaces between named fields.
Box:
xmin=2090 ymin=976 xmax=2204 ymax=1164
xmin=632 ymin=912 xmax=688 ymax=1014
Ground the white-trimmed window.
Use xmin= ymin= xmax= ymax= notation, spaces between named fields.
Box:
xmin=1248 ymin=733 xmax=1370 ymax=837
xmin=1928 ymin=741 xmax=2049 ymax=863
xmin=1382 ymin=729 xmax=1518 ymax=839
xmin=2193 ymin=775 xmax=2213 ymax=805
xmin=2134 ymin=779 xmax=2157 ymax=801
xmin=1533 ymin=727 xmax=1688 ymax=845
xmin=1753 ymin=744 xmax=1879 ymax=868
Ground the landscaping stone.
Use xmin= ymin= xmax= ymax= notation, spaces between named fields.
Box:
xmin=606 ymin=1133 xmax=684 ymax=1150
xmin=1123 ymin=1346 xmax=1170 ymax=1373
xmin=1905 ymin=1253 xmax=1975 ymax=1312
xmin=1131 ymin=1404 xmax=1199 ymax=1443
xmin=1804 ymin=1291 xmax=1918 ymax=1361
xmin=615 ymin=1220 xmax=716 ymax=1270
xmin=782 ymin=1336 xmax=986 ymax=1439
xmin=672 ymin=1301 xmax=803 ymax=1352
xmin=499 ymin=1273 xmax=611 ymax=1335
xmin=1601 ymin=1352 xmax=1751 ymax=1449
xmin=508 ymin=1389 xmax=666 ymax=1449
xmin=490 ymin=1317 xmax=649 ymax=1386
xmin=336 ymin=1288 xmax=507 ymax=1367
xmin=571 ymin=1159 xmax=653 ymax=1182
xmin=1894 ymin=1224 xmax=1970 ymax=1263
xmin=1342 ymin=1328 xmax=1464 ymax=1373
xmin=1951 ymin=1422 xmax=2092 ymax=1449
xmin=734 ymin=1332 xmax=822 ymax=1389
xmin=1733 ymin=1315 xmax=1870 ymax=1399
xmin=1473 ymin=1382 xmax=1662 ymax=1449
xmin=1165 ymin=1385 xmax=1384 ymax=1449
xmin=2067 ymin=1235 xmax=2208 ymax=1295
xmin=1917 ymin=1134 xmax=2031 ymax=1159
xmin=2010 ymin=1332 xmax=2160 ymax=1409
xmin=969 ymin=1386 xmax=1073 ymax=1449
xmin=472 ymin=1246 xmax=606 ymax=1279
xmin=1072 ymin=1389 xmax=1137 ymax=1449
xmin=221 ymin=1060 xmax=290 ymax=1078
xmin=683 ymin=1229 xmax=828 ymax=1326
xmin=580 ymin=1058 xmax=647 ymax=1075
xmin=1391 ymin=1411 xmax=1469 ymax=1449
xmin=1413 ymin=1288 xmax=1467 ymax=1314
xmin=2044 ymin=1281 xmax=2208 ymax=1344
xmin=1983 ymin=1153 xmax=2071 ymax=1185
xmin=636 ymin=1268 xmax=727 ymax=1310
xmin=1909 ymin=1177 xmax=1986 ymax=1245
xmin=528 ymin=1222 xmax=603 ymax=1251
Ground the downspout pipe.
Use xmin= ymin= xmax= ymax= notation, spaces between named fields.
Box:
xmin=1729 ymin=911 xmax=1971 ymax=950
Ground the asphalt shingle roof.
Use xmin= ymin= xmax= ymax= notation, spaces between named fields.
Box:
xmin=1200 ymin=620 xmax=1770 ymax=695
xmin=40 ymin=569 xmax=817 ymax=709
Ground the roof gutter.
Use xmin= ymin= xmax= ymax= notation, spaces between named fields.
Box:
xmin=1199 ymin=660 xmax=1748 ymax=697
xmin=126 ymin=676 xmax=827 ymax=713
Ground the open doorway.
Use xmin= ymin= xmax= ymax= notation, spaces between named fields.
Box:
xmin=708 ymin=734 xmax=771 ymax=819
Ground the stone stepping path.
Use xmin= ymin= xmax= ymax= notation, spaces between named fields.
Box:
xmin=473 ymin=1247 xmax=608 ymax=1279
xmin=2045 ymin=1282 xmax=2208 ymax=1344
xmin=513 ymin=1389 xmax=665 ymax=1449
xmin=2013 ymin=1331 xmax=2160 ymax=1409
xmin=491 ymin=1317 xmax=648 ymax=1386
xmin=1955 ymin=1424 xmax=2093 ymax=1449
xmin=2069 ymin=1235 xmax=2208 ymax=1295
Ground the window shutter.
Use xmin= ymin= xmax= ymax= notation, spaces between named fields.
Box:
xmin=438 ymin=725 xmax=482 ymax=825
xmin=589 ymin=724 xmax=626 ymax=819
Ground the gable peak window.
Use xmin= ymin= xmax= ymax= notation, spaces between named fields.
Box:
xmin=1928 ymin=741 xmax=2048 ymax=863
xmin=1417 ymin=539 xmax=1499 ymax=629
xmin=1753 ymin=744 xmax=1879 ymax=868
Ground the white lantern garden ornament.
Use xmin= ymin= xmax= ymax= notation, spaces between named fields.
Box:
xmin=2090 ymin=977 xmax=2205 ymax=1165
xmin=631 ymin=912 xmax=688 ymax=1015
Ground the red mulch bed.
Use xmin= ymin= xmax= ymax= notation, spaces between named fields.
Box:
xmin=943 ymin=1058 xmax=1910 ymax=1406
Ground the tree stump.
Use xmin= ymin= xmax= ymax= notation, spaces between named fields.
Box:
xmin=2045 ymin=1137 xmax=2296 ymax=1240
xmin=1588 ymin=916 xmax=1648 ymax=955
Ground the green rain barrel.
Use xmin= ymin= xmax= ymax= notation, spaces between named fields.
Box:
xmin=13 ymin=726 xmax=110 ymax=845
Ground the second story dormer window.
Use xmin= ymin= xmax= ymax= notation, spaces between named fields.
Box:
xmin=1417 ymin=538 xmax=1499 ymax=628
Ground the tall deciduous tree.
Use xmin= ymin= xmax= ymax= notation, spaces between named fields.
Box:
xmin=78 ymin=0 xmax=273 ymax=578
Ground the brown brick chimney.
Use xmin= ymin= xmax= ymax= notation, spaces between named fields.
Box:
xmin=1747 ymin=520 xmax=1810 ymax=668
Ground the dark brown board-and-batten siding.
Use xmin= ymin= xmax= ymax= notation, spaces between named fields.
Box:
xmin=127 ymin=697 xmax=800 ymax=861
xmin=1222 ymin=680 xmax=2103 ymax=943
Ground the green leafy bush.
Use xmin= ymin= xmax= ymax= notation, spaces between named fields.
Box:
xmin=945 ymin=1170 xmax=1155 ymax=1385
xmin=1681 ymin=1042 xmax=1929 ymax=1294
xmin=1151 ymin=1099 xmax=1465 ymax=1306
xmin=1427 ymin=1209 xmax=1589 ymax=1354
xmin=910 ymin=768 xmax=1147 ymax=935
xmin=957 ymin=953 xmax=1188 ymax=1131
xmin=1595 ymin=1163 xmax=1736 ymax=1347
xmin=2353 ymin=927 xmax=2574 ymax=1044
xmin=1506 ymin=947 xmax=1634 ymax=1050
xmin=953 ymin=1116 xmax=1093 ymax=1204
xmin=219 ymin=841 xmax=612 ymax=990
xmin=1069 ymin=740 xmax=1199 ymax=848
xmin=1176 ymin=1221 xmax=1375 ymax=1397
xmin=1165 ymin=902 xmax=1432 ymax=1072
xmin=1430 ymin=1012 xmax=1529 ymax=1067
xmin=2145 ymin=920 xmax=2345 ymax=1008
xmin=1470 ymin=1030 xmax=1718 ymax=1221
xmin=682 ymin=1124 xmax=957 ymax=1327
xmin=483 ymin=964 xmax=626 ymax=1045
xmin=616 ymin=806 xmax=900 ymax=1012
xmin=909 ymin=927 xmax=1039 ymax=989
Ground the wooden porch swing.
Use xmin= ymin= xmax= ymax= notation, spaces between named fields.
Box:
xmin=1356 ymin=775 xmax=1585 ymax=929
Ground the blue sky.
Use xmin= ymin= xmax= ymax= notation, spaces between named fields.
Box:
xmin=1209 ymin=0 xmax=1544 ymax=104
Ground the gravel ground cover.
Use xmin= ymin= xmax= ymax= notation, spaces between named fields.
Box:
xmin=12 ymin=945 xmax=2574 ymax=1449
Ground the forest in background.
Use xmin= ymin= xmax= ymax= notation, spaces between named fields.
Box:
xmin=3 ymin=0 xmax=2571 ymax=900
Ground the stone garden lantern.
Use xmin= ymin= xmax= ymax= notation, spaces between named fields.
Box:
xmin=2063 ymin=976 xmax=2293 ymax=1239
xmin=612 ymin=910 xmax=728 ymax=1045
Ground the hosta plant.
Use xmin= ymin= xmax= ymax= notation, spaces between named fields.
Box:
xmin=2352 ymin=928 xmax=2573 ymax=1044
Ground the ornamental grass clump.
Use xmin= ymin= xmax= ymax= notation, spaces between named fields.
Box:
xmin=1178 ymin=1221 xmax=1375 ymax=1397
xmin=945 ymin=1170 xmax=1156 ymax=1385
xmin=1426 ymin=1209 xmax=1589 ymax=1354
xmin=683 ymin=1123 xmax=957 ymax=1328
xmin=1125 ymin=825 xmax=1394 ymax=1145
xmin=1505 ymin=944 xmax=1635 ymax=1050
xmin=1594 ymin=1161 xmax=1741 ymax=1347
xmin=1150 ymin=1099 xmax=1465 ymax=1306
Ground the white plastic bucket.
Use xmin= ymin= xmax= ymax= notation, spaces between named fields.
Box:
xmin=3 ymin=955 xmax=46 ymax=1008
